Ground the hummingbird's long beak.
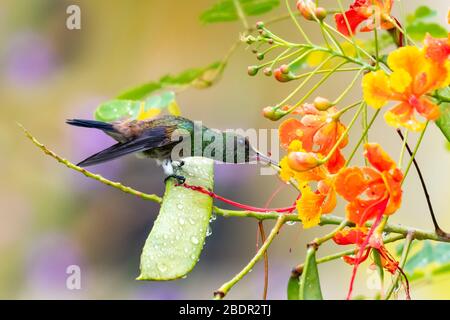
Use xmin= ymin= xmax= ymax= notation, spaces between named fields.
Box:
xmin=256 ymin=152 xmax=280 ymax=168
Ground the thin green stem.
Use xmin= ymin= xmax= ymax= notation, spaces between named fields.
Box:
xmin=292 ymin=233 xmax=406 ymax=276
xmin=285 ymin=0 xmax=311 ymax=44
xmin=321 ymin=101 xmax=365 ymax=163
xmin=336 ymin=0 xmax=360 ymax=58
xmin=290 ymin=61 xmax=348 ymax=110
xmin=332 ymin=68 xmax=364 ymax=105
xmin=293 ymin=67 xmax=362 ymax=80
xmin=311 ymin=219 xmax=348 ymax=247
xmin=345 ymin=108 xmax=381 ymax=166
xmin=233 ymin=0 xmax=249 ymax=30
xmin=385 ymin=231 xmax=415 ymax=300
xmin=274 ymin=55 xmax=335 ymax=109
xmin=213 ymin=215 xmax=287 ymax=299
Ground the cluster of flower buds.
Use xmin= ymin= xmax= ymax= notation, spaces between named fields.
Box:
xmin=287 ymin=151 xmax=322 ymax=171
xmin=296 ymin=0 xmax=327 ymax=21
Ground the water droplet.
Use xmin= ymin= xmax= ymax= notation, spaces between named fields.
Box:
xmin=206 ymin=225 xmax=212 ymax=237
xmin=210 ymin=213 xmax=217 ymax=222
xmin=190 ymin=254 xmax=196 ymax=260
xmin=163 ymin=234 xmax=168 ymax=240
xmin=189 ymin=218 xmax=196 ymax=225
xmin=157 ymin=263 xmax=168 ymax=273
xmin=177 ymin=204 xmax=184 ymax=210
xmin=286 ymin=220 xmax=296 ymax=226
xmin=191 ymin=236 xmax=199 ymax=245
xmin=178 ymin=217 xmax=185 ymax=225
xmin=175 ymin=235 xmax=180 ymax=240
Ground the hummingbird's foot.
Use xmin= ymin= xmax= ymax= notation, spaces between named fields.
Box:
xmin=172 ymin=160 xmax=185 ymax=169
xmin=164 ymin=174 xmax=186 ymax=185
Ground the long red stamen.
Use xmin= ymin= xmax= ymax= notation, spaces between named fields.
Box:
xmin=346 ymin=197 xmax=389 ymax=300
xmin=178 ymin=182 xmax=297 ymax=213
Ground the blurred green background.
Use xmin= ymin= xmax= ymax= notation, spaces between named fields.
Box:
xmin=1 ymin=0 xmax=449 ymax=299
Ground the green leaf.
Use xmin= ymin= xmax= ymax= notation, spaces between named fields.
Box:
xmin=407 ymin=6 xmax=436 ymax=24
xmin=200 ymin=0 xmax=280 ymax=24
xmin=117 ymin=62 xmax=224 ymax=100
xmin=138 ymin=157 xmax=214 ymax=280
xmin=287 ymin=274 xmax=300 ymax=300
xmin=432 ymin=87 xmax=450 ymax=143
xmin=94 ymin=99 xmax=142 ymax=122
xmin=405 ymin=242 xmax=450 ymax=282
xmin=299 ymin=248 xmax=323 ymax=300
xmin=94 ymin=91 xmax=178 ymax=122
xmin=406 ymin=22 xmax=447 ymax=41
xmin=435 ymin=102 xmax=450 ymax=143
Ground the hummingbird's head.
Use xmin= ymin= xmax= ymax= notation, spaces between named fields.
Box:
xmin=222 ymin=133 xmax=253 ymax=163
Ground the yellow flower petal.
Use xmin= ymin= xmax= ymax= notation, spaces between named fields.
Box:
xmin=389 ymin=69 xmax=412 ymax=93
xmin=387 ymin=46 xmax=427 ymax=77
xmin=137 ymin=102 xmax=161 ymax=120
xmin=297 ymin=185 xmax=323 ymax=229
xmin=362 ymin=70 xmax=392 ymax=109
xmin=168 ymin=101 xmax=181 ymax=116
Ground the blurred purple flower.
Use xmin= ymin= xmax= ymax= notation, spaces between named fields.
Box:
xmin=26 ymin=233 xmax=83 ymax=293
xmin=4 ymin=31 xmax=57 ymax=85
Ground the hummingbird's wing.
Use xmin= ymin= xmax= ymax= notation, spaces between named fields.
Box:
xmin=76 ymin=126 xmax=180 ymax=167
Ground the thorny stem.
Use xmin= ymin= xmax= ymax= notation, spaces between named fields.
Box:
xmin=384 ymin=231 xmax=415 ymax=300
xmin=213 ymin=216 xmax=287 ymax=299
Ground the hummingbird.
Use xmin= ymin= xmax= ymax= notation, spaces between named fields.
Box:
xmin=66 ymin=115 xmax=275 ymax=183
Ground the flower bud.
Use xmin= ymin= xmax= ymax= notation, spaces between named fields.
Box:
xmin=313 ymin=96 xmax=332 ymax=110
xmin=247 ymin=66 xmax=259 ymax=76
xmin=263 ymin=67 xmax=272 ymax=76
xmin=314 ymin=7 xmax=327 ymax=21
xmin=256 ymin=53 xmax=265 ymax=60
xmin=296 ymin=0 xmax=316 ymax=21
xmin=262 ymin=106 xmax=286 ymax=121
xmin=287 ymin=151 xmax=321 ymax=171
xmin=274 ymin=67 xmax=293 ymax=82
xmin=256 ymin=21 xmax=265 ymax=30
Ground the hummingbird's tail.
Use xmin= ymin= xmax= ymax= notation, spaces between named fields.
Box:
xmin=66 ymin=119 xmax=115 ymax=132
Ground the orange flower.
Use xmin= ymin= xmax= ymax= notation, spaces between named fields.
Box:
xmin=333 ymin=228 xmax=399 ymax=274
xmin=279 ymin=141 xmax=336 ymax=229
xmin=335 ymin=0 xmax=395 ymax=36
xmin=279 ymin=103 xmax=348 ymax=173
xmin=424 ymin=33 xmax=450 ymax=64
xmin=335 ymin=143 xmax=403 ymax=226
xmin=363 ymin=45 xmax=450 ymax=131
